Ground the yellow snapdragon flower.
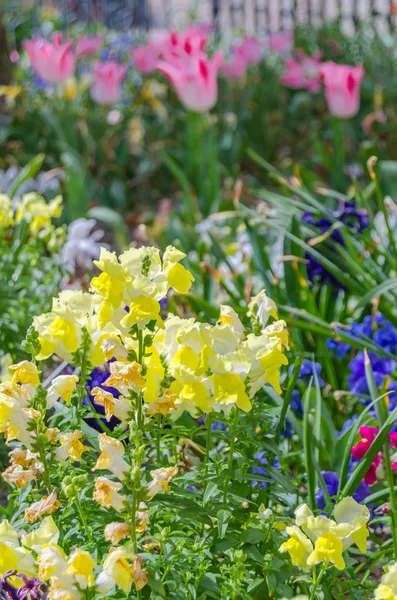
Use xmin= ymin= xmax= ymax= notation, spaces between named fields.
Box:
xmin=307 ymin=531 xmax=345 ymax=570
xmin=93 ymin=476 xmax=127 ymax=511
xmin=375 ymin=563 xmax=397 ymax=599
xmin=92 ymin=433 xmax=129 ymax=481
xmin=279 ymin=525 xmax=313 ymax=572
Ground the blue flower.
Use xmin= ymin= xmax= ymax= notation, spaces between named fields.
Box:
xmin=252 ymin=453 xmax=280 ymax=488
xmin=326 ymin=338 xmax=350 ymax=358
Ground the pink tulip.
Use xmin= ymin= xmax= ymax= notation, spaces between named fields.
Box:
xmin=281 ymin=50 xmax=322 ymax=92
xmin=268 ymin=30 xmax=293 ymax=56
xmin=23 ymin=32 xmax=75 ymax=83
xmin=90 ymin=61 xmax=128 ymax=105
xmin=221 ymin=53 xmax=247 ymax=80
xmin=319 ymin=62 xmax=365 ymax=119
xmin=157 ymin=51 xmax=223 ymax=112
xmin=131 ymin=44 xmax=159 ymax=73
xmin=75 ymin=35 xmax=102 ymax=58
xmin=234 ymin=36 xmax=262 ymax=67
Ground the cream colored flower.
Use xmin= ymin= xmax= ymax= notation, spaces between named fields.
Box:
xmin=24 ymin=490 xmax=60 ymax=523
xmin=55 ymin=431 xmax=89 ymax=462
xmin=22 ymin=516 xmax=60 ymax=552
xmin=91 ymin=387 xmax=131 ymax=423
xmin=247 ymin=289 xmax=278 ymax=328
xmin=92 ymin=433 xmax=129 ymax=481
xmin=146 ymin=466 xmax=178 ymax=499
xmin=93 ymin=476 xmax=127 ymax=511
xmin=104 ymin=522 xmax=131 ymax=544
xmin=96 ymin=548 xmax=148 ymax=594
xmin=47 ymin=375 xmax=79 ymax=408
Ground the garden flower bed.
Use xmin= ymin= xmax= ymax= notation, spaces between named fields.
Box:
xmin=1 ymin=5 xmax=397 ymax=599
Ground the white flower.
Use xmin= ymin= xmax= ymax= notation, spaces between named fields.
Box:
xmin=62 ymin=218 xmax=107 ymax=273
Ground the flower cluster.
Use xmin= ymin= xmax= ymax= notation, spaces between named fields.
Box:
xmin=280 ymin=497 xmax=370 ymax=571
xmin=0 ymin=244 xmax=289 ymax=598
xmin=0 ymin=192 xmax=62 ymax=236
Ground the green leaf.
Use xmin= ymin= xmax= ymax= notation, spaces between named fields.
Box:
xmin=217 ymin=509 xmax=232 ymax=539
xmin=303 ymin=378 xmax=316 ymax=510
xmin=8 ymin=154 xmax=45 ymax=198
xmin=203 ymin=482 xmax=220 ymax=505
xmin=275 ymin=356 xmax=302 ymax=442
xmin=357 ymin=278 xmax=397 ymax=306
xmin=240 ymin=528 xmax=267 ymax=545
xmin=198 ymin=573 xmax=221 ymax=595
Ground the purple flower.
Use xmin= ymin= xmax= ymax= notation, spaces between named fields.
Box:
xmin=251 ymin=453 xmax=280 ymax=488
xmin=0 ymin=572 xmax=47 ymax=600
xmin=303 ymin=200 xmax=368 ymax=286
xmin=316 ymin=470 xmax=370 ymax=509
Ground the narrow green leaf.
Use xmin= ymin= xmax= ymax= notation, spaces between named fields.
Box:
xmin=275 ymin=357 xmax=302 ymax=442
xmin=8 ymin=153 xmax=45 ymax=198
xmin=303 ymin=378 xmax=316 ymax=510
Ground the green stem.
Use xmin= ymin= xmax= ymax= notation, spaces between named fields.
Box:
xmin=310 ymin=564 xmax=326 ymax=600
xmin=39 ymin=447 xmax=51 ymax=494
xmin=222 ymin=408 xmax=239 ymax=505
xmin=156 ymin=414 xmax=161 ymax=465
xmin=205 ymin=412 xmax=213 ymax=468
xmin=75 ymin=495 xmax=92 ymax=542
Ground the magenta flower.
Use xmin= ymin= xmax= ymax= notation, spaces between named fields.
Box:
xmin=351 ymin=426 xmax=397 ymax=484
xmin=90 ymin=61 xmax=128 ymax=105
xmin=131 ymin=44 xmax=159 ymax=73
xmin=75 ymin=35 xmax=102 ymax=58
xmin=268 ymin=30 xmax=294 ymax=56
xmin=23 ymin=32 xmax=75 ymax=83
xmin=281 ymin=50 xmax=322 ymax=92
xmin=319 ymin=61 xmax=365 ymax=119
xmin=221 ymin=53 xmax=247 ymax=80
xmin=157 ymin=51 xmax=223 ymax=112
xmin=221 ymin=35 xmax=262 ymax=80
xmin=234 ymin=36 xmax=263 ymax=67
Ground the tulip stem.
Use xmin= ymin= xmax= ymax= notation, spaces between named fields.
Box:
xmin=222 ymin=408 xmax=239 ymax=505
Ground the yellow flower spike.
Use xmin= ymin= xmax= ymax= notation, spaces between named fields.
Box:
xmin=55 ymin=431 xmax=89 ymax=462
xmin=93 ymin=477 xmax=127 ymax=511
xmin=9 ymin=361 xmax=40 ymax=386
xmin=167 ymin=263 xmax=195 ymax=294
xmin=66 ymin=548 xmax=97 ymax=587
xmin=121 ymin=295 xmax=163 ymax=330
xmin=47 ymin=375 xmax=79 ymax=409
xmin=279 ymin=526 xmax=313 ymax=572
xmin=212 ymin=373 xmax=252 ymax=413
xmin=307 ymin=531 xmax=345 ymax=570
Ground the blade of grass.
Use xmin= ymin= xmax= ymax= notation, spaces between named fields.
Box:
xmin=303 ymin=377 xmax=316 ymax=510
xmin=275 ymin=357 xmax=302 ymax=443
